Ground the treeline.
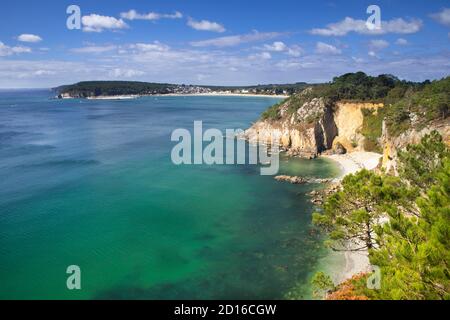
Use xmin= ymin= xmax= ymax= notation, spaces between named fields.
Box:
xmin=310 ymin=132 xmax=449 ymax=300
xmin=55 ymin=81 xmax=313 ymax=98
xmin=55 ymin=81 xmax=176 ymax=97
xmin=261 ymin=72 xmax=411 ymax=121
xmin=261 ymin=72 xmax=449 ymax=141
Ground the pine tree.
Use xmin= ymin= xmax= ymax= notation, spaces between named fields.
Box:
xmin=371 ymin=159 xmax=450 ymax=299
xmin=398 ymin=131 xmax=449 ymax=190
xmin=313 ymin=132 xmax=449 ymax=300
xmin=313 ymin=170 xmax=405 ymax=252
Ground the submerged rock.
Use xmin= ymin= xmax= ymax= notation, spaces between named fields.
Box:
xmin=307 ymin=183 xmax=342 ymax=205
xmin=275 ymin=175 xmax=307 ymax=184
xmin=274 ymin=175 xmax=332 ymax=185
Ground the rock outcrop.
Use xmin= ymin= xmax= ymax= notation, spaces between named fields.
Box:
xmin=332 ymin=102 xmax=383 ymax=152
xmin=245 ymin=97 xmax=338 ymax=158
xmin=274 ymin=175 xmax=332 ymax=184
xmin=245 ymin=89 xmax=449 ymax=165
xmin=245 ymin=93 xmax=382 ymax=158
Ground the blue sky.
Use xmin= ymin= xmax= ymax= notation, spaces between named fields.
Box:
xmin=0 ymin=0 xmax=449 ymax=88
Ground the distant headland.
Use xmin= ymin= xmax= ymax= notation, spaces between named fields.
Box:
xmin=53 ymin=81 xmax=309 ymax=99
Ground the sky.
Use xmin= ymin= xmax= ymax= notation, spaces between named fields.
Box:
xmin=0 ymin=0 xmax=449 ymax=88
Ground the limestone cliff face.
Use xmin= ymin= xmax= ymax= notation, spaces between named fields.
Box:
xmin=245 ymin=97 xmax=382 ymax=158
xmin=332 ymin=102 xmax=383 ymax=152
xmin=245 ymin=97 xmax=338 ymax=158
xmin=246 ymin=91 xmax=449 ymax=162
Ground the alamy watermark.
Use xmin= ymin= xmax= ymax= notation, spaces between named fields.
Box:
xmin=66 ymin=5 xmax=81 ymax=30
xmin=366 ymin=5 xmax=382 ymax=31
xmin=367 ymin=265 xmax=382 ymax=290
xmin=171 ymin=121 xmax=280 ymax=176
xmin=66 ymin=265 xmax=81 ymax=290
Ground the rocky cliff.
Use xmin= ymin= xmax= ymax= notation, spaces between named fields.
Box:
xmin=245 ymin=94 xmax=383 ymax=158
xmin=246 ymin=90 xmax=449 ymax=170
xmin=245 ymin=97 xmax=338 ymax=158
xmin=332 ymin=102 xmax=383 ymax=152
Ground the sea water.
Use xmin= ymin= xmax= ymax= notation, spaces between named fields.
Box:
xmin=0 ymin=90 xmax=339 ymax=299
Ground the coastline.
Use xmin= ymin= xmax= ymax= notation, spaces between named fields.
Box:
xmin=62 ymin=93 xmax=290 ymax=100
xmin=86 ymin=95 xmax=140 ymax=100
xmin=319 ymin=151 xmax=382 ymax=284
xmin=158 ymin=93 xmax=290 ymax=99
xmin=323 ymin=151 xmax=382 ymax=179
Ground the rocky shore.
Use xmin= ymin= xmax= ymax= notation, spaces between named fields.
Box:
xmin=273 ymin=151 xmax=382 ymax=285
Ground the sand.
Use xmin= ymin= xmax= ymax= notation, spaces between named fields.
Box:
xmin=321 ymin=151 xmax=382 ymax=283
xmin=158 ymin=93 xmax=290 ymax=99
xmin=323 ymin=151 xmax=382 ymax=179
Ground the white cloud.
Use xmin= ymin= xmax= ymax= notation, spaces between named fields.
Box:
xmin=120 ymin=10 xmax=182 ymax=21
xmin=70 ymin=42 xmax=170 ymax=55
xmin=396 ymin=38 xmax=408 ymax=45
xmin=82 ymin=14 xmax=128 ymax=33
xmin=315 ymin=42 xmax=341 ymax=54
xmin=129 ymin=42 xmax=170 ymax=52
xmin=263 ymin=42 xmax=303 ymax=57
xmin=249 ymin=52 xmax=272 ymax=60
xmin=17 ymin=34 xmax=42 ymax=43
xmin=190 ymin=31 xmax=282 ymax=47
xmin=264 ymin=41 xmax=287 ymax=52
xmin=33 ymin=70 xmax=56 ymax=76
xmin=0 ymin=41 xmax=31 ymax=56
xmin=352 ymin=56 xmax=365 ymax=63
xmin=368 ymin=51 xmax=377 ymax=57
xmin=1 ymin=49 xmax=449 ymax=88
xmin=287 ymin=45 xmax=303 ymax=57
xmin=196 ymin=73 xmax=210 ymax=81
xmin=369 ymin=39 xmax=389 ymax=50
xmin=109 ymin=68 xmax=145 ymax=78
xmin=430 ymin=8 xmax=450 ymax=27
xmin=71 ymin=45 xmax=117 ymax=53
xmin=311 ymin=17 xmax=422 ymax=36
xmin=187 ymin=18 xmax=225 ymax=33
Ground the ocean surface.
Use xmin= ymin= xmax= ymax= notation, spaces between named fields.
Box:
xmin=0 ymin=90 xmax=339 ymax=299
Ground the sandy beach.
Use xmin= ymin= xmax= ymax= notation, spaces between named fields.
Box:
xmin=323 ymin=151 xmax=382 ymax=179
xmin=158 ymin=93 xmax=290 ymax=99
xmin=321 ymin=151 xmax=382 ymax=283
xmin=86 ymin=95 xmax=139 ymax=100
xmin=83 ymin=93 xmax=290 ymax=100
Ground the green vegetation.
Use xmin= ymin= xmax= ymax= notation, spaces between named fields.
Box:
xmin=260 ymin=72 xmax=449 ymax=145
xmin=56 ymin=81 xmax=176 ymax=97
xmin=311 ymin=272 xmax=335 ymax=299
xmin=56 ymin=81 xmax=312 ymax=98
xmin=313 ymin=169 xmax=409 ymax=252
xmin=385 ymin=77 xmax=450 ymax=136
xmin=312 ymin=132 xmax=450 ymax=300
xmin=326 ymin=72 xmax=398 ymax=101
xmin=261 ymin=100 xmax=286 ymax=120
xmin=360 ymin=108 xmax=385 ymax=153
xmin=397 ymin=131 xmax=450 ymax=189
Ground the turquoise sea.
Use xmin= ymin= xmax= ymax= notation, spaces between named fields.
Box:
xmin=0 ymin=90 xmax=340 ymax=299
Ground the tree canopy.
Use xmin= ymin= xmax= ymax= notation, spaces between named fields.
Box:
xmin=312 ymin=132 xmax=450 ymax=300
